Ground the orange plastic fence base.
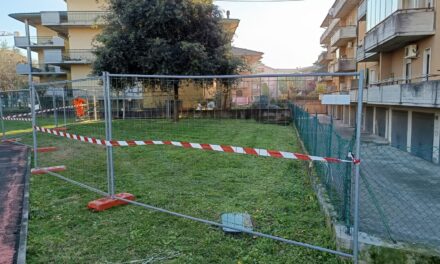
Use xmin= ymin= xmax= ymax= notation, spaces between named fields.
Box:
xmin=88 ymin=193 xmax=135 ymax=212
xmin=31 ymin=165 xmax=66 ymax=175
xmin=1 ymin=138 xmax=21 ymax=143
xmin=35 ymin=147 xmax=58 ymax=153
xmin=53 ymin=127 xmax=68 ymax=131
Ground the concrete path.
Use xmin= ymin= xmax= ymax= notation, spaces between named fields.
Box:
xmin=0 ymin=143 xmax=29 ymax=264
xmin=317 ymin=115 xmax=440 ymax=250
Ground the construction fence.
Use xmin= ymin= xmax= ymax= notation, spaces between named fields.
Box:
xmin=2 ymin=72 xmax=364 ymax=262
xmin=2 ymin=71 xmax=440 ymax=261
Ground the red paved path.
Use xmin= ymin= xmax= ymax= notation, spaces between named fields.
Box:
xmin=0 ymin=143 xmax=28 ymax=264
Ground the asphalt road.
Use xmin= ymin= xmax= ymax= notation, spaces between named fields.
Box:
xmin=0 ymin=143 xmax=28 ymax=264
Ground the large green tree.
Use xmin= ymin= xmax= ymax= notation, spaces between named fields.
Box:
xmin=93 ymin=0 xmax=242 ymax=121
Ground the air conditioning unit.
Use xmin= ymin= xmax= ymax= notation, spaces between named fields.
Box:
xmin=347 ymin=41 xmax=353 ymax=48
xmin=405 ymin=44 xmax=418 ymax=59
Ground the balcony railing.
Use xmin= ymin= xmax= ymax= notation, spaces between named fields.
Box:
xmin=350 ymin=75 xmax=440 ymax=107
xmin=333 ymin=0 xmax=361 ymax=18
xmin=62 ymin=50 xmax=96 ymax=63
xmin=320 ymin=18 xmax=340 ymax=45
xmin=14 ymin=36 xmax=65 ymax=49
xmin=356 ymin=44 xmax=379 ymax=62
xmin=317 ymin=50 xmax=334 ymax=64
xmin=330 ymin=26 xmax=356 ymax=47
xmin=41 ymin=11 xmax=108 ymax=26
xmin=16 ymin=63 xmax=67 ymax=75
xmin=334 ymin=58 xmax=356 ymax=72
xmin=318 ymin=76 xmax=333 ymax=82
xmin=44 ymin=49 xmax=95 ymax=64
xmin=364 ymin=8 xmax=435 ymax=52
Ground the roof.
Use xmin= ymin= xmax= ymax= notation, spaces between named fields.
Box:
xmin=232 ymin=47 xmax=264 ymax=57
xmin=9 ymin=13 xmax=42 ymax=25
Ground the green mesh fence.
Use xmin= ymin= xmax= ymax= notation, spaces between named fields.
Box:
xmin=289 ymin=103 xmax=354 ymax=229
xmin=290 ymin=102 xmax=440 ymax=250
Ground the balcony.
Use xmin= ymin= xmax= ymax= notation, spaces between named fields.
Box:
xmin=330 ymin=26 xmax=356 ymax=47
xmin=41 ymin=11 xmax=108 ymax=35
xmin=350 ymin=78 xmax=440 ymax=107
xmin=333 ymin=0 xmax=361 ymax=18
xmin=44 ymin=49 xmax=95 ymax=65
xmin=358 ymin=0 xmax=366 ymax=21
xmin=364 ymin=8 xmax=435 ymax=52
xmin=16 ymin=63 xmax=67 ymax=76
xmin=356 ymin=44 xmax=379 ymax=62
xmin=14 ymin=36 xmax=65 ymax=50
xmin=320 ymin=18 xmax=340 ymax=45
xmin=318 ymin=76 xmax=333 ymax=82
xmin=317 ymin=51 xmax=334 ymax=64
xmin=334 ymin=58 xmax=356 ymax=72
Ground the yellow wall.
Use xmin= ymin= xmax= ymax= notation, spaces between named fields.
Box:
xmin=68 ymin=28 xmax=101 ymax=49
xmin=71 ymin=65 xmax=93 ymax=80
xmin=66 ymin=0 xmax=108 ymax=11
xmin=36 ymin=25 xmax=58 ymax=37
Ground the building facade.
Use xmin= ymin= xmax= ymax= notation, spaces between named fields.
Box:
xmin=9 ymin=0 xmax=241 ymax=83
xmin=318 ymin=0 xmax=440 ymax=163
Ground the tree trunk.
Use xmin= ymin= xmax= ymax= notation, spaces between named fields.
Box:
xmin=173 ymin=81 xmax=179 ymax=122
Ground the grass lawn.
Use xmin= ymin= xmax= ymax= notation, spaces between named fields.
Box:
xmin=8 ymin=118 xmax=347 ymax=263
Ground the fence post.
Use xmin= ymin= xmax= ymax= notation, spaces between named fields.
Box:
xmin=93 ymin=95 xmax=98 ymax=121
xmin=344 ymin=160 xmax=352 ymax=234
xmin=25 ymin=19 xmax=38 ymax=168
xmin=103 ymin=72 xmax=115 ymax=197
xmin=327 ymin=116 xmax=333 ymax=157
xmin=62 ymin=87 xmax=67 ymax=127
xmin=0 ymin=94 xmax=5 ymax=140
xmin=0 ymin=94 xmax=5 ymax=139
xmin=52 ymin=90 xmax=58 ymax=127
xmin=314 ymin=113 xmax=318 ymax=155
xmin=353 ymin=70 xmax=364 ymax=264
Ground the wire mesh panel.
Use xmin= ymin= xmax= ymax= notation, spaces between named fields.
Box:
xmin=0 ymin=89 xmax=33 ymax=142
xmin=103 ymin=73 xmax=357 ymax=260
xmin=359 ymin=143 xmax=440 ymax=249
xmin=32 ymin=77 xmax=108 ymax=193
xmin=289 ymin=103 xmax=355 ymax=230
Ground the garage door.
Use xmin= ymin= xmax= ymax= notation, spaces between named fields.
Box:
xmin=376 ymin=107 xmax=387 ymax=138
xmin=365 ymin=107 xmax=374 ymax=133
xmin=411 ymin=112 xmax=434 ymax=161
xmin=391 ymin=110 xmax=407 ymax=151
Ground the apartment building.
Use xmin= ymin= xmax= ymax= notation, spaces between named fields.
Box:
xmin=9 ymin=0 xmax=241 ymax=83
xmin=318 ymin=0 xmax=440 ymax=163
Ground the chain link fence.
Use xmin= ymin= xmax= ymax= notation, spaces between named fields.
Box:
xmin=289 ymin=103 xmax=355 ymax=229
xmin=290 ymin=100 xmax=440 ymax=254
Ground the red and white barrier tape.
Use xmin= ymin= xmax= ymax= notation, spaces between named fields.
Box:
xmin=35 ymin=125 xmax=360 ymax=164
xmin=5 ymin=105 xmax=76 ymax=119
xmin=1 ymin=117 xmax=32 ymax=122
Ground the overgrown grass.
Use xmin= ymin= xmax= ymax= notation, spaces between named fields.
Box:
xmin=9 ymin=118 xmax=347 ymax=263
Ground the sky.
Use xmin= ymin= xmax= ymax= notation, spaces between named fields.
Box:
xmin=0 ymin=0 xmax=333 ymax=69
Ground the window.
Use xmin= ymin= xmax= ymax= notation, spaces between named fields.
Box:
xmin=369 ymin=69 xmax=377 ymax=84
xmin=405 ymin=60 xmax=412 ymax=83
xmin=423 ymin=48 xmax=431 ymax=80
xmin=236 ymin=90 xmax=243 ymax=97
xmin=366 ymin=0 xmax=400 ymax=31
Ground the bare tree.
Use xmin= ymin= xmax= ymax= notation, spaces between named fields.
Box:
xmin=0 ymin=41 xmax=27 ymax=91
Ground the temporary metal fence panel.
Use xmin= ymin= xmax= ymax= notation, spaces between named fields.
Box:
xmin=32 ymin=77 xmax=109 ymax=193
xmin=105 ymin=72 xmax=362 ymax=261
xmin=0 ymin=89 xmax=33 ymax=142
xmin=25 ymin=72 xmax=366 ymax=263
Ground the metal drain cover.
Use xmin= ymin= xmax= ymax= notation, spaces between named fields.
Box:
xmin=220 ymin=213 xmax=253 ymax=233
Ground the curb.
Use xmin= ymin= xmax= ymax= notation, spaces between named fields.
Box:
xmin=16 ymin=147 xmax=30 ymax=264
